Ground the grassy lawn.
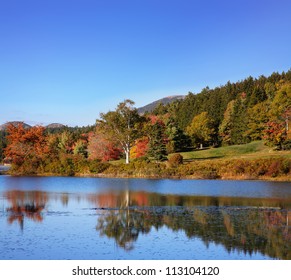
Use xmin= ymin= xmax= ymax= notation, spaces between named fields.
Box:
xmin=110 ymin=141 xmax=291 ymax=165
xmin=179 ymin=141 xmax=291 ymax=161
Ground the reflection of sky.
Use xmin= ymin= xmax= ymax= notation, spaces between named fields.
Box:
xmin=1 ymin=176 xmax=291 ymax=198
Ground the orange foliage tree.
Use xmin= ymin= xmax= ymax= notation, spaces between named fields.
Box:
xmin=130 ymin=137 xmax=149 ymax=159
xmin=4 ymin=123 xmax=48 ymax=169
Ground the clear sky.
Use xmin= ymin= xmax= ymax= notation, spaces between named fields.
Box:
xmin=0 ymin=0 xmax=290 ymax=127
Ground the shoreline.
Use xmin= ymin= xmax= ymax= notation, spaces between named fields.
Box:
xmin=2 ymin=155 xmax=291 ymax=182
xmin=2 ymin=171 xmax=291 ymax=182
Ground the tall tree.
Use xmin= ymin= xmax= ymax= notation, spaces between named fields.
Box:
xmin=165 ymin=117 xmax=190 ymax=153
xmin=0 ymin=131 xmax=7 ymax=162
xmin=245 ymin=101 xmax=270 ymax=141
xmin=219 ymin=100 xmax=235 ymax=145
xmin=229 ymin=97 xmax=249 ymax=144
xmin=147 ymin=121 xmax=168 ymax=162
xmin=186 ymin=112 xmax=214 ymax=148
xmin=97 ymin=100 xmax=144 ymax=164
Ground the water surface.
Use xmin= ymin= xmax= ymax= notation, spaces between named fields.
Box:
xmin=0 ymin=176 xmax=290 ymax=259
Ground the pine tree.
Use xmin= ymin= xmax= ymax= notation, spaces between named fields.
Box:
xmin=230 ymin=98 xmax=249 ymax=144
xmin=147 ymin=122 xmax=168 ymax=161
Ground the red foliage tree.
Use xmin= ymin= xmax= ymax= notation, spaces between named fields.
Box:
xmin=87 ymin=130 xmax=121 ymax=161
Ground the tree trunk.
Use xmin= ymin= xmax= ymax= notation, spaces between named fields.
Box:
xmin=125 ymin=151 xmax=129 ymax=164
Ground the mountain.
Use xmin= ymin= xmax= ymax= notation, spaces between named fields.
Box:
xmin=0 ymin=121 xmax=31 ymax=131
xmin=46 ymin=123 xmax=66 ymax=129
xmin=0 ymin=122 xmax=67 ymax=131
xmin=137 ymin=95 xmax=185 ymax=114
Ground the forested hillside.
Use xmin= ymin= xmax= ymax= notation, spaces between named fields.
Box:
xmin=0 ymin=70 xmax=290 ymax=179
xmin=153 ymin=70 xmax=291 ymax=149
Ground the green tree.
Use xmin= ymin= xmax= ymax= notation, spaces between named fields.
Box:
xmin=0 ymin=131 xmax=7 ymax=162
xmin=97 ymin=100 xmax=144 ymax=164
xmin=269 ymin=83 xmax=291 ymax=122
xmin=219 ymin=100 xmax=235 ymax=145
xmin=245 ymin=101 xmax=270 ymax=141
xmin=165 ymin=117 xmax=190 ymax=153
xmin=229 ymin=98 xmax=249 ymax=144
xmin=147 ymin=121 xmax=168 ymax=161
xmin=73 ymin=139 xmax=87 ymax=158
xmin=186 ymin=112 xmax=214 ymax=148
xmin=57 ymin=131 xmax=74 ymax=154
xmin=264 ymin=82 xmax=276 ymax=100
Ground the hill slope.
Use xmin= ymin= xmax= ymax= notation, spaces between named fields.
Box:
xmin=46 ymin=123 xmax=66 ymax=129
xmin=138 ymin=95 xmax=185 ymax=114
xmin=0 ymin=121 xmax=31 ymax=131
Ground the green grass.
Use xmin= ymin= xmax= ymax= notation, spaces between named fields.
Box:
xmin=179 ymin=141 xmax=291 ymax=161
xmin=110 ymin=141 xmax=291 ymax=165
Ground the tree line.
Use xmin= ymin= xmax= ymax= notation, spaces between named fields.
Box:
xmin=153 ymin=70 xmax=291 ymax=149
xmin=0 ymin=70 xmax=290 ymax=175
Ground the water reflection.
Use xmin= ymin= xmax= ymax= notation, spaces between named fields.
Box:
xmin=95 ymin=207 xmax=291 ymax=259
xmin=96 ymin=209 xmax=152 ymax=251
xmin=5 ymin=190 xmax=47 ymax=230
xmin=3 ymin=189 xmax=291 ymax=259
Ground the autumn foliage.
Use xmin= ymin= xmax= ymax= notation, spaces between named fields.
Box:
xmin=130 ymin=137 xmax=149 ymax=159
xmin=5 ymin=123 xmax=47 ymax=168
xmin=87 ymin=130 xmax=121 ymax=161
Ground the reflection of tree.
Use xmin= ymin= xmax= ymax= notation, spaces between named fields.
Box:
xmin=4 ymin=189 xmax=290 ymax=259
xmin=89 ymin=189 xmax=291 ymax=258
xmin=6 ymin=190 xmax=47 ymax=230
xmin=87 ymin=190 xmax=291 ymax=209
xmin=95 ymin=188 xmax=155 ymax=250
xmin=96 ymin=210 xmax=153 ymax=250
xmin=96 ymin=207 xmax=291 ymax=259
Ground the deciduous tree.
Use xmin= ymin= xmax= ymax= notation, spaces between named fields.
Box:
xmin=87 ymin=130 xmax=121 ymax=161
xmin=186 ymin=112 xmax=214 ymax=148
xmin=4 ymin=123 xmax=47 ymax=169
xmin=97 ymin=100 xmax=144 ymax=164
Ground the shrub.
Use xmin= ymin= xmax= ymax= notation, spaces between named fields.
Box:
xmin=266 ymin=161 xmax=281 ymax=177
xmin=89 ymin=160 xmax=110 ymax=173
xmin=282 ymin=139 xmax=291 ymax=150
xmin=168 ymin=154 xmax=184 ymax=168
xmin=281 ymin=159 xmax=291 ymax=174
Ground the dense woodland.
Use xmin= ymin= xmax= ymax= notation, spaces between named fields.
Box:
xmin=0 ymin=70 xmax=290 ymax=178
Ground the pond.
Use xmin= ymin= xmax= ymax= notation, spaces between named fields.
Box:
xmin=0 ymin=176 xmax=290 ymax=260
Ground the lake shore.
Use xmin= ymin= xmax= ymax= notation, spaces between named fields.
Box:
xmin=2 ymin=156 xmax=291 ymax=182
xmin=3 ymin=170 xmax=291 ymax=182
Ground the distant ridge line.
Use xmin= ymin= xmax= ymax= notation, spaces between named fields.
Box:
xmin=137 ymin=95 xmax=185 ymax=114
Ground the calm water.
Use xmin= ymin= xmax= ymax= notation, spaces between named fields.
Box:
xmin=0 ymin=176 xmax=290 ymax=260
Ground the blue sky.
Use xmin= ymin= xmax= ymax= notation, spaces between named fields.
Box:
xmin=0 ymin=0 xmax=290 ymax=127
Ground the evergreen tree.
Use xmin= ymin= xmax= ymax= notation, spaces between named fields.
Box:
xmin=245 ymin=101 xmax=270 ymax=141
xmin=0 ymin=131 xmax=7 ymax=162
xmin=147 ymin=122 xmax=168 ymax=161
xmin=230 ymin=97 xmax=249 ymax=144
xmin=165 ymin=117 xmax=190 ymax=153
xmin=219 ymin=100 xmax=235 ymax=145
